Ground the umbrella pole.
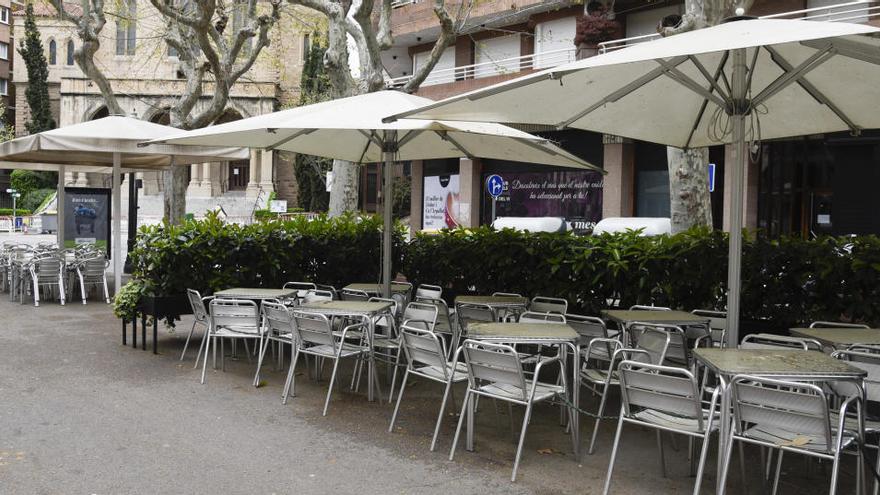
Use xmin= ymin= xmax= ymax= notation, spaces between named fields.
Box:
xmin=112 ymin=152 xmax=122 ymax=297
xmin=726 ymin=47 xmax=748 ymax=346
xmin=57 ymin=166 xmax=65 ymax=248
xmin=381 ymin=130 xmax=397 ymax=299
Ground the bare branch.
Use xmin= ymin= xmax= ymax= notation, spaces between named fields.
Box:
xmin=402 ymin=0 xmax=455 ymax=93
xmin=377 ymin=0 xmax=392 ymax=49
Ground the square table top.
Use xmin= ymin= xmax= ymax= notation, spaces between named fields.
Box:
xmin=298 ymin=300 xmax=393 ymax=315
xmin=790 ymin=327 xmax=880 ymax=346
xmin=468 ymin=322 xmax=578 ymax=343
xmin=343 ymin=283 xmax=411 ymax=294
xmin=693 ymin=348 xmax=866 ymax=379
xmin=214 ymin=288 xmax=297 ymax=300
xmin=455 ymin=295 xmax=529 ymax=307
xmin=602 ymin=310 xmax=709 ymax=325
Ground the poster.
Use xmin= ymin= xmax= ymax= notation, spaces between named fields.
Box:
xmin=481 ymin=171 xmax=603 ymax=234
xmin=63 ymin=187 xmax=111 ymax=253
xmin=423 ymin=174 xmax=460 ymax=230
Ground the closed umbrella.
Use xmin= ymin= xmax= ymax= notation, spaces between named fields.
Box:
xmin=150 ymin=90 xmax=601 ymax=297
xmin=0 ymin=115 xmax=248 ymax=295
xmin=387 ymin=18 xmax=880 ymax=344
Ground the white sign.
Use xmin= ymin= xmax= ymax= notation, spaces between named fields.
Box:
xmin=423 ymin=175 xmax=460 ymax=230
xmin=326 ymin=171 xmax=334 ymax=192
xmin=269 ymin=200 xmax=287 ymax=213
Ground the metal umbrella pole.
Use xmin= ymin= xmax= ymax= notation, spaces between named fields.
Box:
xmin=725 ymin=47 xmax=748 ymax=346
xmin=381 ymin=129 xmax=398 ymax=299
xmin=112 ymin=152 xmax=122 ymax=296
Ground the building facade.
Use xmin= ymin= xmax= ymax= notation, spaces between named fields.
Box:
xmin=10 ymin=0 xmax=310 ymax=220
xmin=390 ymin=0 xmax=880 ymax=237
xmin=0 ymin=0 xmax=16 ymax=199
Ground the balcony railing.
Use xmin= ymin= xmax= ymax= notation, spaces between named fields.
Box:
xmin=387 ymin=47 xmax=576 ymax=88
xmin=391 ymin=0 xmax=418 ymax=8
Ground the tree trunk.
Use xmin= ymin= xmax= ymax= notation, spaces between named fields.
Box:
xmin=328 ymin=159 xmax=360 ymax=216
xmin=163 ymin=166 xmax=188 ymax=224
xmin=667 ymin=147 xmax=712 ymax=233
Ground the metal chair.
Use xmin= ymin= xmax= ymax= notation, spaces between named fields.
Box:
xmin=415 ymin=296 xmax=455 ymax=345
xmin=568 ymin=313 xmax=620 ymax=362
xmin=741 ymin=333 xmax=822 ymax=351
xmin=629 ymin=304 xmax=671 ymax=311
xmin=382 ymin=300 xmax=442 ymax=402
xmin=281 ymin=311 xmax=370 ymax=416
xmin=531 ymin=296 xmax=568 ymax=315
xmin=692 ymin=309 xmax=728 ymax=348
xmin=341 ymin=288 xmax=370 ymax=301
xmin=315 ymin=284 xmax=338 ymax=300
xmin=201 ymin=298 xmax=264 ymax=384
xmin=603 ymin=361 xmax=721 ymax=495
xmin=75 ymin=254 xmax=110 ymax=304
xmin=415 ymin=284 xmax=442 ymax=301
xmin=832 ymin=349 xmax=880 ymax=495
xmin=301 ymin=289 xmax=334 ymax=303
xmin=28 ymin=254 xmax=66 ymax=306
xmin=454 ymin=302 xmax=496 ymax=353
xmin=493 ymin=292 xmax=524 ymax=321
xmin=253 ymin=300 xmax=295 ymax=386
xmin=389 ymin=325 xmax=467 ymax=451
xmin=449 ymin=339 xmax=575 ymax=482
xmin=720 ymin=375 xmax=864 ymax=495
xmin=518 ymin=311 xmax=566 ymax=324
xmin=282 ymin=281 xmax=316 ymax=305
xmin=183 ymin=289 xmax=213 ymax=363
xmin=581 ymin=325 xmax=671 ymax=455
xmin=810 ymin=321 xmax=871 ymax=329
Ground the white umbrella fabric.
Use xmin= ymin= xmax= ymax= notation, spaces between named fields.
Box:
xmin=387 ymin=18 xmax=880 ymax=343
xmin=151 ymin=90 xmax=601 ymax=297
xmin=0 ymin=116 xmax=248 ymax=295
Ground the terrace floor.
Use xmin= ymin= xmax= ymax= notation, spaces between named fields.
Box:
xmin=0 ymin=296 xmax=866 ymax=494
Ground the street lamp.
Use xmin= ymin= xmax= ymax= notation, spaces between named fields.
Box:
xmin=5 ymin=188 xmax=20 ymax=234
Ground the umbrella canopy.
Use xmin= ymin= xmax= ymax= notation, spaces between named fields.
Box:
xmin=386 ymin=18 xmax=880 ymax=344
xmin=150 ymin=90 xmax=600 ymax=170
xmin=0 ymin=116 xmax=249 ymax=296
xmin=152 ymin=90 xmax=601 ymax=299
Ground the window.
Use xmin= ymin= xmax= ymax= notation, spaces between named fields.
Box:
xmin=0 ymin=42 xmax=8 ymax=61
xmin=48 ymin=39 xmax=56 ymax=65
xmin=115 ymin=0 xmax=137 ymax=56
xmin=167 ymin=43 xmax=178 ymax=58
xmin=0 ymin=7 xmax=9 ymax=25
xmin=0 ymin=79 xmax=8 ymax=96
xmin=66 ymin=40 xmax=74 ymax=65
xmin=474 ymin=34 xmax=521 ymax=78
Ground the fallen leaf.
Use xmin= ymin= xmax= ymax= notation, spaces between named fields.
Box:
xmin=537 ymin=448 xmax=555 ymax=455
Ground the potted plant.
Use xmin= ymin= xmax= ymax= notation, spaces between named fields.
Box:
xmin=575 ymin=3 xmax=622 ymax=59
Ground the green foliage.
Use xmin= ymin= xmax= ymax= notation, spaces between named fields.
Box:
xmin=0 ymin=208 xmax=32 ymax=216
xmin=392 ymin=176 xmax=411 ymax=219
xmin=294 ymin=39 xmax=332 ymax=212
xmin=113 ymin=279 xmax=148 ymax=321
xmin=20 ymin=188 xmax=54 ymax=212
xmin=10 ymin=170 xmax=54 ymax=194
xmin=18 ymin=3 xmax=56 ymax=134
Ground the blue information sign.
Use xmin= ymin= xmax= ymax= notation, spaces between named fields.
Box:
xmin=486 ymin=174 xmax=504 ymax=199
xmin=708 ymin=163 xmax=716 ymax=193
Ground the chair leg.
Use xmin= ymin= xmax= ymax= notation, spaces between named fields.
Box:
xmin=79 ymin=272 xmax=87 ymax=304
xmin=692 ymin=434 xmax=712 ymax=495
xmin=388 ymin=368 xmax=410 ymax=432
xmin=32 ymin=274 xmax=39 ymax=307
xmin=738 ymin=442 xmax=747 ymax=495
xmin=193 ymin=324 xmax=208 ymax=369
xmin=718 ymin=425 xmax=737 ymax=495
xmin=281 ymin=348 xmax=301 ymax=404
xmin=321 ymin=358 xmax=342 ymax=416
xmin=449 ymin=389 xmax=472 ymax=461
xmin=431 ymin=376 xmax=455 ymax=452
xmin=589 ymin=382 xmax=612 ymax=455
xmin=601 ymin=410 xmax=626 ymax=495
xmin=253 ymin=336 xmax=271 ymax=387
xmin=388 ymin=350 xmax=402 ymax=405
xmin=770 ymin=449 xmax=783 ymax=495
xmin=59 ymin=275 xmax=65 ymax=305
xmin=180 ymin=321 xmax=197 ymax=361
xmin=103 ymin=275 xmax=110 ymax=303
xmin=200 ymin=334 xmax=213 ymax=384
xmin=511 ymin=401 xmax=534 ymax=482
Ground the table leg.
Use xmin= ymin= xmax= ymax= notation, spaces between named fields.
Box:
xmin=153 ymin=318 xmax=158 ymax=355
xmin=122 ymin=320 xmax=127 ymax=345
xmin=132 ymin=314 xmax=137 ymax=348
xmin=571 ymin=342 xmax=581 ymax=462
xmin=466 ymin=387 xmax=475 ymax=451
xmin=141 ymin=314 xmax=147 ymax=351
xmin=716 ymin=375 xmax=730 ymax=495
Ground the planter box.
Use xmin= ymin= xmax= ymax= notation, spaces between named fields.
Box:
xmin=137 ymin=294 xmax=192 ymax=320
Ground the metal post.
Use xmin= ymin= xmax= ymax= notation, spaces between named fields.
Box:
xmin=381 ymin=130 xmax=397 ymax=299
xmin=124 ymin=172 xmax=138 ymax=273
xmin=726 ymin=47 xmax=748 ymax=347
xmin=10 ymin=192 xmax=15 ymax=233
xmin=57 ymin=167 xmax=65 ymax=247
xmin=112 ymin=152 xmax=122 ymax=296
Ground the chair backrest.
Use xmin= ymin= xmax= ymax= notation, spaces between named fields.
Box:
xmin=641 ymin=323 xmax=688 ymax=366
xmin=415 ymin=284 xmax=442 ymax=300
xmin=618 ymin=361 xmax=703 ymax=428
xmin=402 ymin=301 xmax=439 ymax=330
xmin=302 ymin=289 xmax=334 ymax=303
xmin=730 ymin=375 xmax=832 ymax=453
xmin=460 ymin=339 xmax=528 ymax=401
xmin=629 ymin=304 xmax=671 ymax=311
xmin=832 ymin=349 xmax=880 ymax=402
xmin=531 ymin=296 xmax=568 ymax=314
xmin=369 ymin=296 xmax=399 ymax=332
xmin=809 ymin=321 xmax=871 ymax=329
xmin=292 ymin=311 xmax=336 ymax=350
xmin=400 ymin=324 xmax=449 ymax=375
xmin=210 ymin=298 xmax=260 ymax=332
xmin=628 ymin=324 xmax=671 ymax=365
xmin=341 ymin=289 xmax=370 ymax=301
xmin=187 ymin=289 xmax=210 ymax=322
xmin=692 ymin=309 xmax=727 ymax=347
xmin=457 ymin=303 xmax=496 ymax=330
xmin=33 ymin=256 xmax=63 ymax=278
xmin=81 ymin=255 xmax=107 ymax=278
xmin=518 ymin=311 xmax=566 ymax=324
xmin=283 ymin=281 xmax=317 ymax=300
xmin=492 ymin=292 xmax=523 ymax=298
xmin=315 ymin=284 xmax=338 ymax=299
xmin=566 ymin=314 xmax=609 ymax=342
xmin=261 ymin=300 xmax=294 ymax=337
xmin=740 ymin=333 xmax=820 ymax=351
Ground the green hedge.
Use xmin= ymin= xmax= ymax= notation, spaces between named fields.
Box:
xmin=0 ymin=208 xmax=33 ymax=216
xmin=125 ymin=216 xmax=880 ymax=328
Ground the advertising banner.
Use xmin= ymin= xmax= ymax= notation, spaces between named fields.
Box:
xmin=63 ymin=188 xmax=111 ymax=253
xmin=482 ymin=171 xmax=604 ymax=234
xmin=423 ymin=174 xmax=461 ymax=230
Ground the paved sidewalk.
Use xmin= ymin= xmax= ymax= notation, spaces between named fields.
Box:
xmin=0 ymin=298 xmax=864 ymax=494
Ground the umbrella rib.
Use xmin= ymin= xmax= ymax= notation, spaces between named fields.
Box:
xmin=751 ymin=44 xmax=835 ymax=107
xmin=396 ymin=130 xmax=420 ymax=149
xmin=801 ymin=38 xmax=880 ymax=66
xmin=684 ymin=52 xmax=731 ymax=149
xmin=555 ymin=56 xmax=689 ymax=129
xmin=656 ymin=59 xmax=729 ymax=110
xmin=356 ymin=133 xmax=374 ymax=164
xmin=686 ymin=55 xmax=730 ymax=101
xmin=435 ymin=131 xmax=475 ymax=159
xmin=764 ymin=45 xmax=860 ymax=134
xmin=266 ymin=128 xmax=317 ymax=151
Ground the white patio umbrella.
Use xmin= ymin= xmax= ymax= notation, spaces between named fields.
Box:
xmin=150 ymin=90 xmax=601 ymax=297
xmin=386 ymin=18 xmax=880 ymax=343
xmin=0 ymin=116 xmax=248 ymax=295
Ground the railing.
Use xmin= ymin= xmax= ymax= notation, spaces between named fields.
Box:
xmin=387 ymin=47 xmax=576 ymax=88
xmin=391 ymin=0 xmax=418 ymax=8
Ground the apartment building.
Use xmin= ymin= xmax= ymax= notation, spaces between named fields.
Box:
xmin=10 ymin=0 xmax=310 ymax=218
xmin=391 ymin=0 xmax=880 ymax=237
xmin=0 ymin=0 xmax=15 ymax=198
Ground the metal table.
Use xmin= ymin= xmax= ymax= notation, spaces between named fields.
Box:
xmin=455 ymin=295 xmax=529 ymax=309
xmin=214 ymin=288 xmax=297 ymax=300
xmin=602 ymin=309 xmax=709 ymax=327
xmin=694 ymin=348 xmax=867 ymax=494
xmin=298 ymin=300 xmax=394 ymax=402
xmin=343 ymin=283 xmax=411 ymax=295
xmin=790 ymin=327 xmax=880 ymax=350
xmin=467 ymin=322 xmax=581 ymax=460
